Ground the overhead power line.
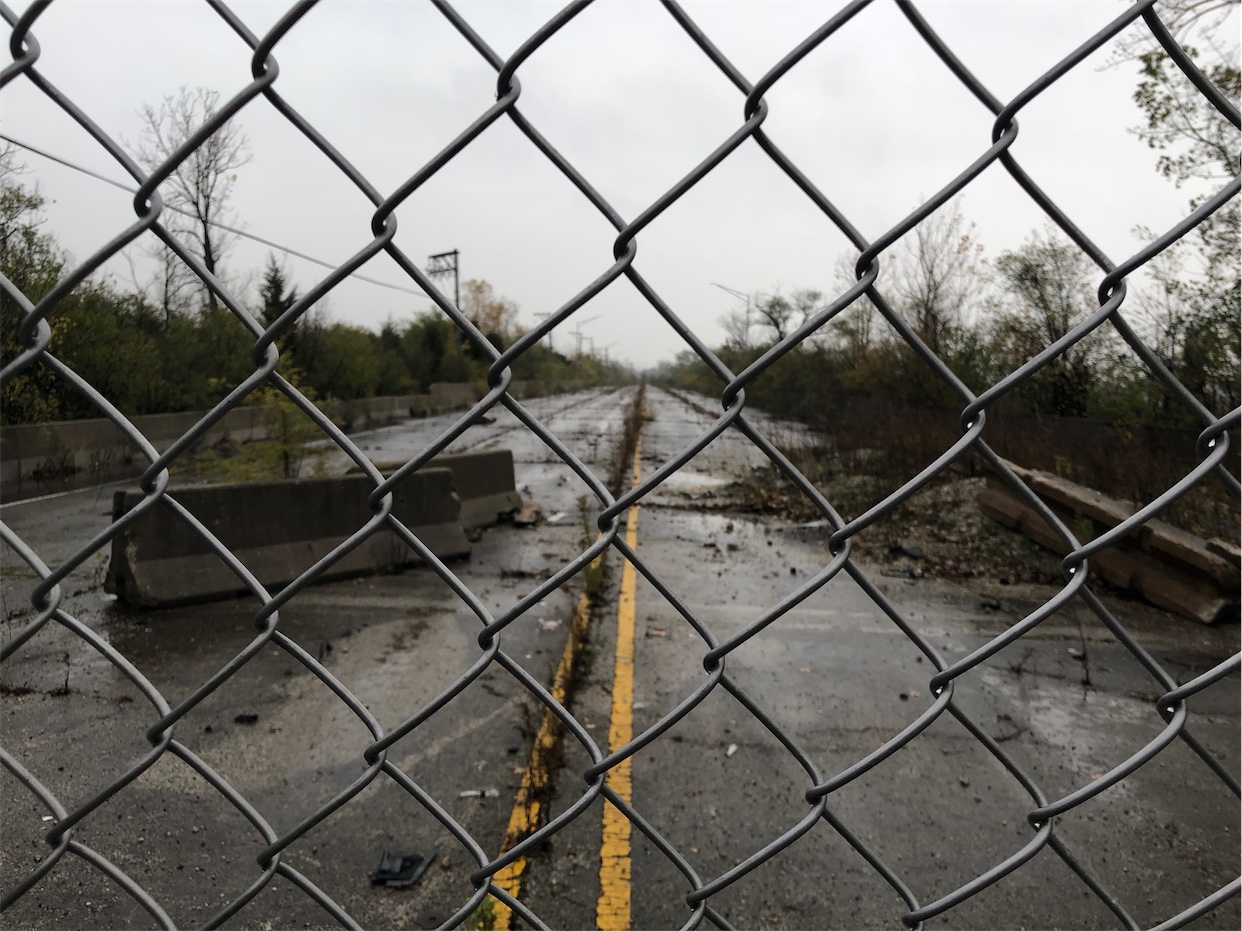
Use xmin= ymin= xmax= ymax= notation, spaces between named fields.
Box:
xmin=0 ymin=131 xmax=424 ymax=297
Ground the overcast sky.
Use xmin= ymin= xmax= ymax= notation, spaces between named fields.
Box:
xmin=1 ymin=0 xmax=1229 ymax=369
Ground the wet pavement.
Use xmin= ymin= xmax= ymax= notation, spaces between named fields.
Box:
xmin=1 ymin=387 xmax=636 ymax=929
xmin=522 ymin=386 xmax=1240 ymax=930
xmin=1 ymin=384 xmax=1238 ymax=929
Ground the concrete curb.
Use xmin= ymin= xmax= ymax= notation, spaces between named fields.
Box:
xmin=1 ymin=381 xmax=596 ymax=498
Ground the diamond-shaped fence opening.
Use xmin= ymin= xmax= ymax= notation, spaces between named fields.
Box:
xmin=1 ymin=1 xmax=1238 ymax=929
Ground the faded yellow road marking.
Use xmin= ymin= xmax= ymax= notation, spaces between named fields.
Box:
xmin=491 ymin=542 xmax=602 ymax=928
xmin=597 ymin=437 xmax=643 ymax=930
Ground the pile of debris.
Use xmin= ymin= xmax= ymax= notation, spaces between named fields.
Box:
xmin=978 ymin=460 xmax=1240 ymax=624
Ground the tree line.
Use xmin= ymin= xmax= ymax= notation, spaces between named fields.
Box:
xmin=655 ymin=8 xmax=1239 ymax=434
xmin=0 ymin=85 xmax=628 ymax=426
xmin=0 ymin=176 xmax=622 ymax=425
xmin=656 ymin=204 xmax=1236 ymax=431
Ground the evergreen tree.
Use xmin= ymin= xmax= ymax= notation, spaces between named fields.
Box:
xmin=258 ymin=253 xmax=299 ymax=331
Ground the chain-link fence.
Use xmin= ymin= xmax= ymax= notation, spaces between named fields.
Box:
xmin=1 ymin=1 xmax=1238 ymax=928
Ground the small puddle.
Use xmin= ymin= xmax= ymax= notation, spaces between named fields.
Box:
xmin=978 ymin=666 xmax=1147 ymax=798
xmin=650 ymin=470 xmax=734 ymax=495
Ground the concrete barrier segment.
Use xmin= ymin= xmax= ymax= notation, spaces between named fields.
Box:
xmin=105 ymin=469 xmax=470 ymax=609
xmin=420 ymin=450 xmax=522 ymax=529
xmin=354 ymin=449 xmax=522 ymax=529
xmin=979 ymin=461 xmax=1238 ymax=624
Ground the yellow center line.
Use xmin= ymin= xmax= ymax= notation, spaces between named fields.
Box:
xmin=491 ymin=430 xmax=644 ymax=929
xmin=491 ymin=548 xmax=600 ymax=928
xmin=597 ymin=436 xmax=643 ymax=930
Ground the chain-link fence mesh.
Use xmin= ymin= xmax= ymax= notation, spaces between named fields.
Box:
xmin=1 ymin=0 xmax=1238 ymax=928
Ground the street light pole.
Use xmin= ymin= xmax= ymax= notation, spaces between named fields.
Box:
xmin=427 ymin=250 xmax=460 ymax=310
xmin=534 ymin=312 xmax=554 ymax=351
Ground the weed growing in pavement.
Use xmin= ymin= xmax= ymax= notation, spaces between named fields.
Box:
xmin=583 ymin=559 xmax=606 ymax=602
xmin=576 ymin=494 xmax=609 ymax=602
xmin=465 ymin=895 xmax=497 ymax=931
xmin=608 ymin=383 xmax=646 ymax=495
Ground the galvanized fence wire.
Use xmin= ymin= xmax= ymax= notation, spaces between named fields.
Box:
xmin=0 ymin=0 xmax=1238 ymax=927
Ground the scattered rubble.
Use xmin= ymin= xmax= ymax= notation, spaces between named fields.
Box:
xmin=457 ymin=788 xmax=501 ymax=799
xmin=512 ymin=499 xmax=543 ymax=527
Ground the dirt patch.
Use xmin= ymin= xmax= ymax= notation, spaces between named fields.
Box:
xmin=387 ymin=618 xmax=430 ymax=653
xmin=728 ymin=456 xmax=1068 ymax=586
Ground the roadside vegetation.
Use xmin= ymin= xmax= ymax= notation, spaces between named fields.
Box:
xmin=654 ymin=9 xmax=1239 ymax=553
xmin=0 ymin=87 xmax=630 ymax=428
xmin=0 ymin=187 xmax=629 ymax=426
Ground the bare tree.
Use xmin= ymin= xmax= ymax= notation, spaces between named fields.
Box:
xmin=1134 ymin=238 xmax=1194 ymax=374
xmin=1112 ymin=1 xmax=1240 ymax=414
xmin=754 ymin=292 xmax=795 ymax=343
xmin=124 ymin=244 xmax=196 ymax=324
xmin=830 ymin=253 xmax=877 ymax=366
xmin=717 ymin=305 xmax=751 ymax=352
xmin=747 ymin=288 xmax=826 ymax=345
xmin=888 ymin=199 xmax=984 ymax=357
xmin=990 ymin=228 xmax=1099 ymax=416
xmin=790 ymin=289 xmax=823 ymax=329
xmin=134 ymin=86 xmax=250 ymax=311
xmin=1107 ymin=0 xmax=1238 ymax=69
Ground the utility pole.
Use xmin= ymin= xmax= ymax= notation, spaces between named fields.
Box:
xmin=427 ymin=250 xmax=460 ymax=310
xmin=710 ymin=281 xmax=752 ymax=350
xmin=534 ymin=312 xmax=554 ymax=351
xmin=427 ymin=249 xmax=461 ymax=351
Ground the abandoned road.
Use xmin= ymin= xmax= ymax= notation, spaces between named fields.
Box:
xmin=1 ymin=385 xmax=1237 ymax=930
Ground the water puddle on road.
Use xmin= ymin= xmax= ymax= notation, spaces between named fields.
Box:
xmin=649 ymin=469 xmax=734 ymax=496
xmin=977 ymin=666 xmax=1150 ymax=798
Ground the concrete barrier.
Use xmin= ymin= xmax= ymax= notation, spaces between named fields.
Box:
xmin=352 ymin=450 xmax=522 ymax=529
xmin=429 ymin=451 xmax=523 ymax=528
xmin=0 ymin=407 xmax=271 ymax=494
xmin=105 ymin=469 xmax=470 ymax=609
xmin=979 ymin=460 xmax=1239 ymax=624
xmin=322 ymin=395 xmax=433 ymax=430
xmin=429 ymin=382 xmax=481 ymax=411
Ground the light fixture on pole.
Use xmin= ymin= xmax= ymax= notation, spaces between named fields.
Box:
xmin=534 ymin=312 xmax=554 ymax=351
xmin=427 ymin=250 xmax=461 ymax=309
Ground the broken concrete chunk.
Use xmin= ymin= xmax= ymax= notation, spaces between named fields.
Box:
xmin=371 ymin=850 xmax=432 ymax=888
xmin=512 ymin=499 xmax=543 ymax=527
xmin=978 ymin=458 xmax=1238 ymax=624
